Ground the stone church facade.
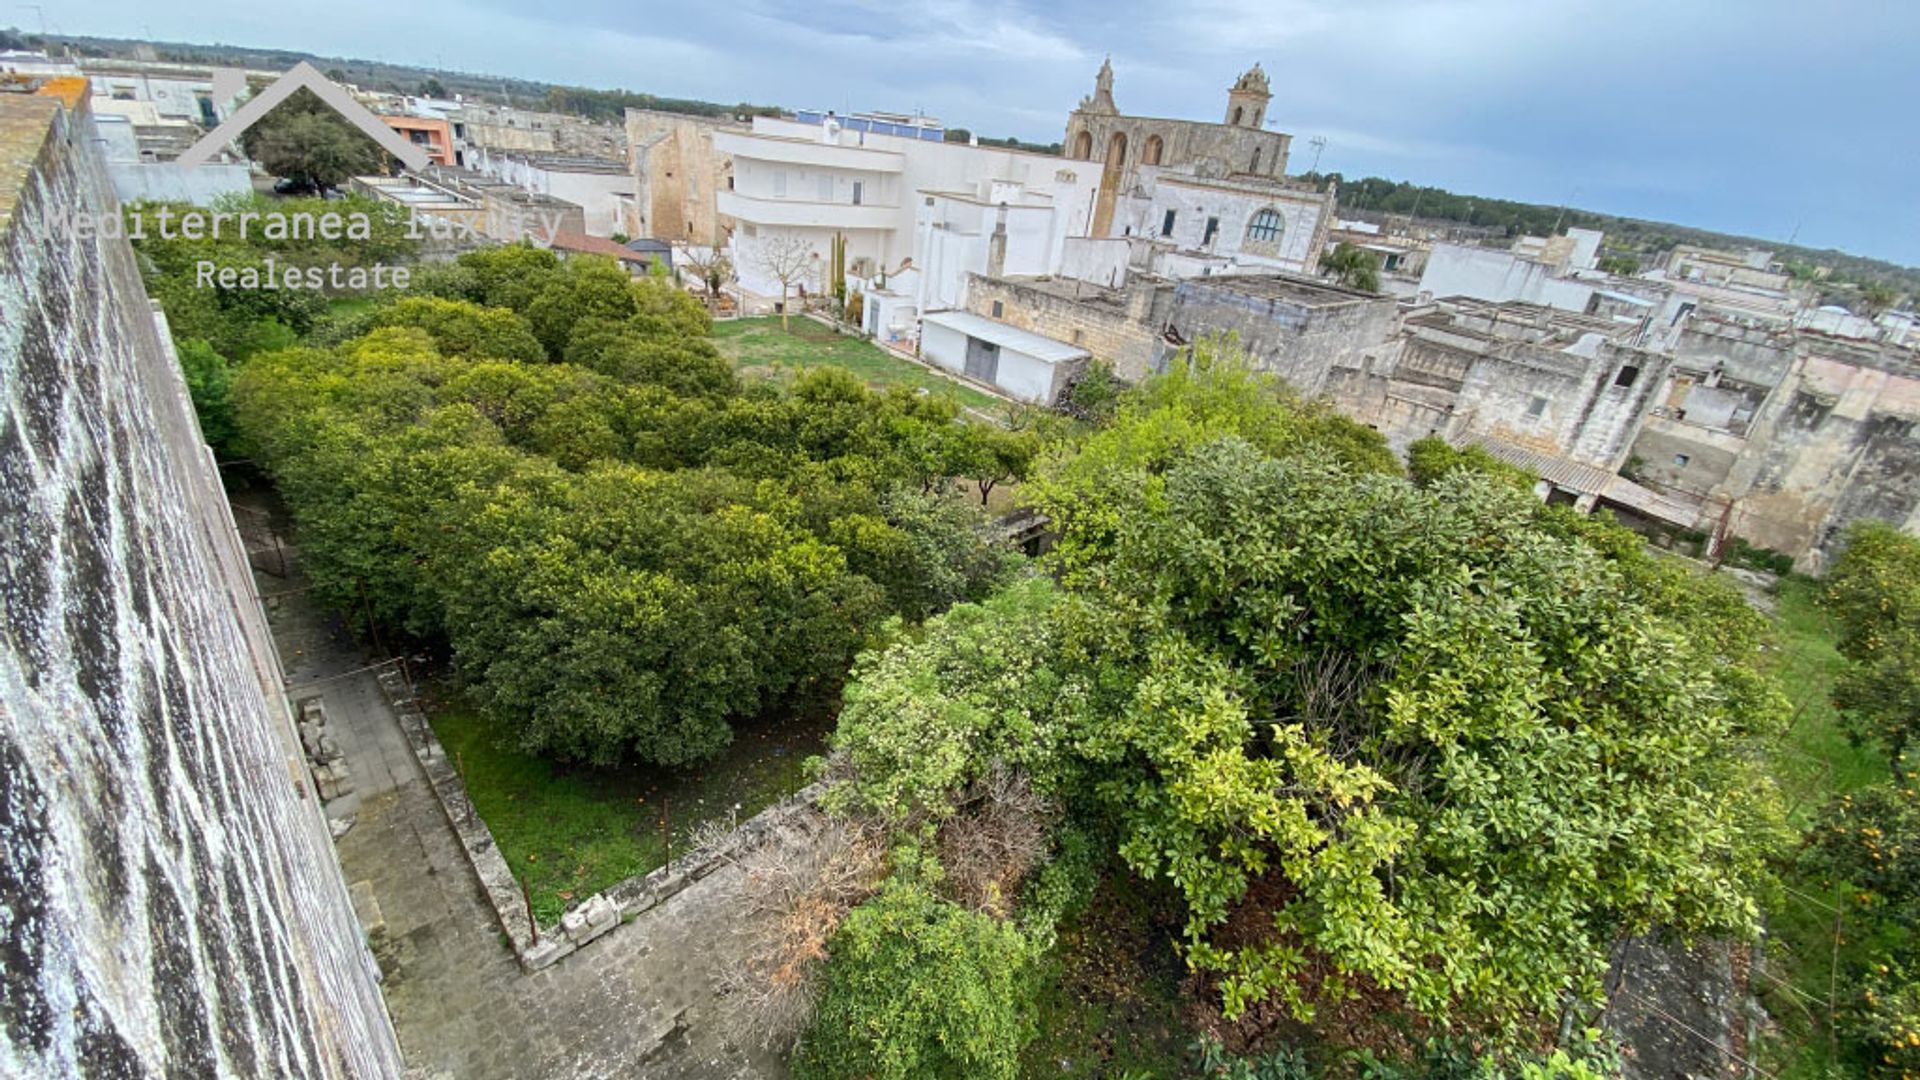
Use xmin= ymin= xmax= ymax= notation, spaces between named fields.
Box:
xmin=1064 ymin=60 xmax=1295 ymax=236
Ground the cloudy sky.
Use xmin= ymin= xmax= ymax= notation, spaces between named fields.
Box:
xmin=57 ymin=0 xmax=1920 ymax=265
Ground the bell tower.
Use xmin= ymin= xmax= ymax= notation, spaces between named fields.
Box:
xmin=1225 ymin=63 xmax=1270 ymax=128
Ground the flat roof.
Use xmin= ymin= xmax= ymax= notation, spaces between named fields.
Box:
xmin=922 ymin=310 xmax=1091 ymax=364
xmin=1186 ymin=272 xmax=1382 ymax=307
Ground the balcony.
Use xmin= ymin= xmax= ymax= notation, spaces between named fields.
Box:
xmin=714 ymin=129 xmax=904 ymax=173
xmin=718 ymin=189 xmax=897 ymax=230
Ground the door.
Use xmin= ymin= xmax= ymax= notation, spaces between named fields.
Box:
xmin=964 ymin=336 xmax=1000 ymax=384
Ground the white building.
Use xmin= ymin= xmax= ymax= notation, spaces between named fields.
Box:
xmin=1113 ymin=168 xmax=1333 ymax=278
xmin=920 ymin=309 xmax=1090 ymax=404
xmin=717 ymin=113 xmax=1096 ymax=312
xmin=478 ymin=153 xmax=637 ymax=238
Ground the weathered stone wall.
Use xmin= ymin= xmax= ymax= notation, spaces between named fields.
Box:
xmin=1166 ymin=276 xmax=1399 ymax=396
xmin=0 ymin=93 xmax=404 ymax=1077
xmin=1710 ymin=351 xmax=1920 ymax=568
xmin=626 ymin=110 xmax=740 ymax=244
xmin=964 ymin=274 xmax=1168 ymax=381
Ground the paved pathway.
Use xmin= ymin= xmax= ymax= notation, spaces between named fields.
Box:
xmin=254 ymin=517 xmax=790 ymax=1079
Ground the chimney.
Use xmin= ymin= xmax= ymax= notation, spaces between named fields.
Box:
xmin=987 ymin=203 xmax=1008 ymax=279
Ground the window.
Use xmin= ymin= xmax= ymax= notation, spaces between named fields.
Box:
xmin=1143 ymin=135 xmax=1163 ymax=165
xmin=1527 ymin=396 xmax=1548 ymax=419
xmin=1202 ymin=216 xmax=1219 ymax=247
xmin=1161 ymin=210 xmax=1176 ymax=237
xmin=852 ymin=181 xmax=863 ymax=205
xmin=1250 ymin=147 xmax=1262 ymax=173
xmin=1246 ymin=208 xmax=1283 ymax=243
xmin=1673 ymin=454 xmax=1691 ymax=468
xmin=991 ymin=300 xmax=1005 ymax=317
xmin=1614 ymin=364 xmax=1640 ymax=388
xmin=773 ymin=170 xmax=788 ymax=197
xmin=1232 ymin=106 xmax=1244 ymax=125
xmin=818 ymin=174 xmax=834 ymax=200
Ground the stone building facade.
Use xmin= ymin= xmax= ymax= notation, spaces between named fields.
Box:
xmin=625 ymin=109 xmax=744 ymax=244
xmin=1629 ymin=314 xmax=1920 ymax=569
xmin=0 ymin=89 xmax=403 ymax=1076
xmin=1064 ymin=60 xmax=1293 ymax=237
xmin=964 ymin=273 xmax=1173 ymax=382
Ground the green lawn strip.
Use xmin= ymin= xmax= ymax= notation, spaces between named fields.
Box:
xmin=1760 ymin=575 xmax=1890 ymax=1078
xmin=430 ymin=700 xmax=826 ymax=926
xmin=712 ymin=316 xmax=1006 ymax=413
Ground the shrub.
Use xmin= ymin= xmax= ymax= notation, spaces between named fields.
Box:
xmin=796 ymin=877 xmax=1037 ymax=1080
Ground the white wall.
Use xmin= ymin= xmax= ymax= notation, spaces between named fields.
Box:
xmin=1058 ymin=237 xmax=1130 ymax=288
xmin=920 ymin=320 xmax=1063 ymax=403
xmin=1420 ymin=243 xmax=1597 ymax=312
xmin=1119 ymin=172 xmax=1325 ymax=274
xmin=729 ymin=115 xmax=1098 ymax=310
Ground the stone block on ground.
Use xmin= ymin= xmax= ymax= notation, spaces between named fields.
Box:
xmin=348 ymin=879 xmax=386 ymax=939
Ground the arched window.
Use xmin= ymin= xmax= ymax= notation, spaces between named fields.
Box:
xmin=1105 ymin=131 xmax=1127 ymax=167
xmin=1244 ymin=208 xmax=1284 ymax=252
xmin=1071 ymin=130 xmax=1092 ymax=160
xmin=1232 ymin=105 xmax=1244 ymax=125
xmin=1144 ymin=134 xmax=1163 ymax=165
xmin=1250 ymin=147 xmax=1262 ymax=173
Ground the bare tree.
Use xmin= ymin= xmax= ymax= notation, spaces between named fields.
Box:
xmin=681 ymin=245 xmax=734 ymax=308
xmin=935 ymin=765 xmax=1051 ymax=916
xmin=755 ymin=233 xmax=815 ymax=332
xmin=711 ymin=813 xmax=887 ymax=1051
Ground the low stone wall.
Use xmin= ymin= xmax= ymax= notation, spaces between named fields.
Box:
xmin=373 ymin=667 xmax=825 ymax=972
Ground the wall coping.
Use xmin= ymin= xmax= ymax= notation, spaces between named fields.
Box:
xmin=374 ymin=666 xmax=825 ymax=973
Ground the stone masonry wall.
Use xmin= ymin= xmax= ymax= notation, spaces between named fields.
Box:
xmin=0 ymin=93 xmax=405 ymax=1077
xmin=964 ymin=274 xmax=1167 ymax=381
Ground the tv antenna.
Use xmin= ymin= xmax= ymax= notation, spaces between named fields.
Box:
xmin=1307 ymin=134 xmax=1327 ymax=174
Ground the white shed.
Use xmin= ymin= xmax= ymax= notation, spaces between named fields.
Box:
xmin=919 ymin=310 xmax=1090 ymax=405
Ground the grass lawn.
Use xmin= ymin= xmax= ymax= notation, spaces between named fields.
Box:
xmin=427 ymin=695 xmax=829 ymax=926
xmin=1759 ymin=575 xmax=1889 ymax=1079
xmin=712 ymin=316 xmax=1006 ymax=413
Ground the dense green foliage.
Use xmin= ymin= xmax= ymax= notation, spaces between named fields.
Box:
xmin=796 ymin=876 xmax=1038 ymax=1080
xmin=131 ymin=193 xmax=418 ymax=455
xmin=1797 ymin=522 xmax=1920 ymax=1077
xmin=232 ymin=245 xmax=1020 ymax=765
xmin=239 ymin=87 xmax=390 ymax=192
xmin=1824 ymin=522 xmax=1920 ymax=780
xmin=1319 ymin=242 xmax=1382 ymax=292
xmin=821 ymin=341 xmax=1786 ymax=1056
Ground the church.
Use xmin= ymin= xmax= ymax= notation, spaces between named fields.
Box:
xmin=1064 ymin=59 xmax=1333 ymax=277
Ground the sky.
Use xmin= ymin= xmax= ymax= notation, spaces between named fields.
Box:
xmin=52 ymin=0 xmax=1920 ymax=266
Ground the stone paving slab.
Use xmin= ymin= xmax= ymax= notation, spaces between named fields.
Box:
xmin=254 ymin=532 xmax=793 ymax=1080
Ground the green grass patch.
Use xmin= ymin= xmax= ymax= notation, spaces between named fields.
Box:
xmin=1771 ymin=576 xmax=1885 ymax=819
xmin=712 ymin=316 xmax=1005 ymax=413
xmin=429 ymin=696 xmax=827 ymax=925
xmin=1760 ymin=575 xmax=1889 ymax=1079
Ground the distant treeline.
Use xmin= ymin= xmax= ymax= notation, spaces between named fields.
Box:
xmin=542 ymin=86 xmax=781 ymax=124
xmin=1309 ymin=171 xmax=1919 ymax=295
xmin=941 ymin=128 xmax=1065 ymax=155
xmin=23 ymin=31 xmax=780 ymax=128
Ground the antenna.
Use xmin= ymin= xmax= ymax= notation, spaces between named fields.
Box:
xmin=1307 ymin=135 xmax=1327 ymax=175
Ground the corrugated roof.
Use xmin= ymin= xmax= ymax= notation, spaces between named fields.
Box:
xmin=922 ymin=310 xmax=1090 ymax=364
xmin=1467 ymin=436 xmax=1699 ymax=527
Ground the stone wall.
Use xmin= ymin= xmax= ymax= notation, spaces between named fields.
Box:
xmin=1166 ymin=275 xmax=1399 ymax=396
xmin=626 ymin=110 xmax=740 ymax=245
xmin=0 ymin=93 xmax=404 ymax=1077
xmin=964 ymin=274 xmax=1170 ymax=381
